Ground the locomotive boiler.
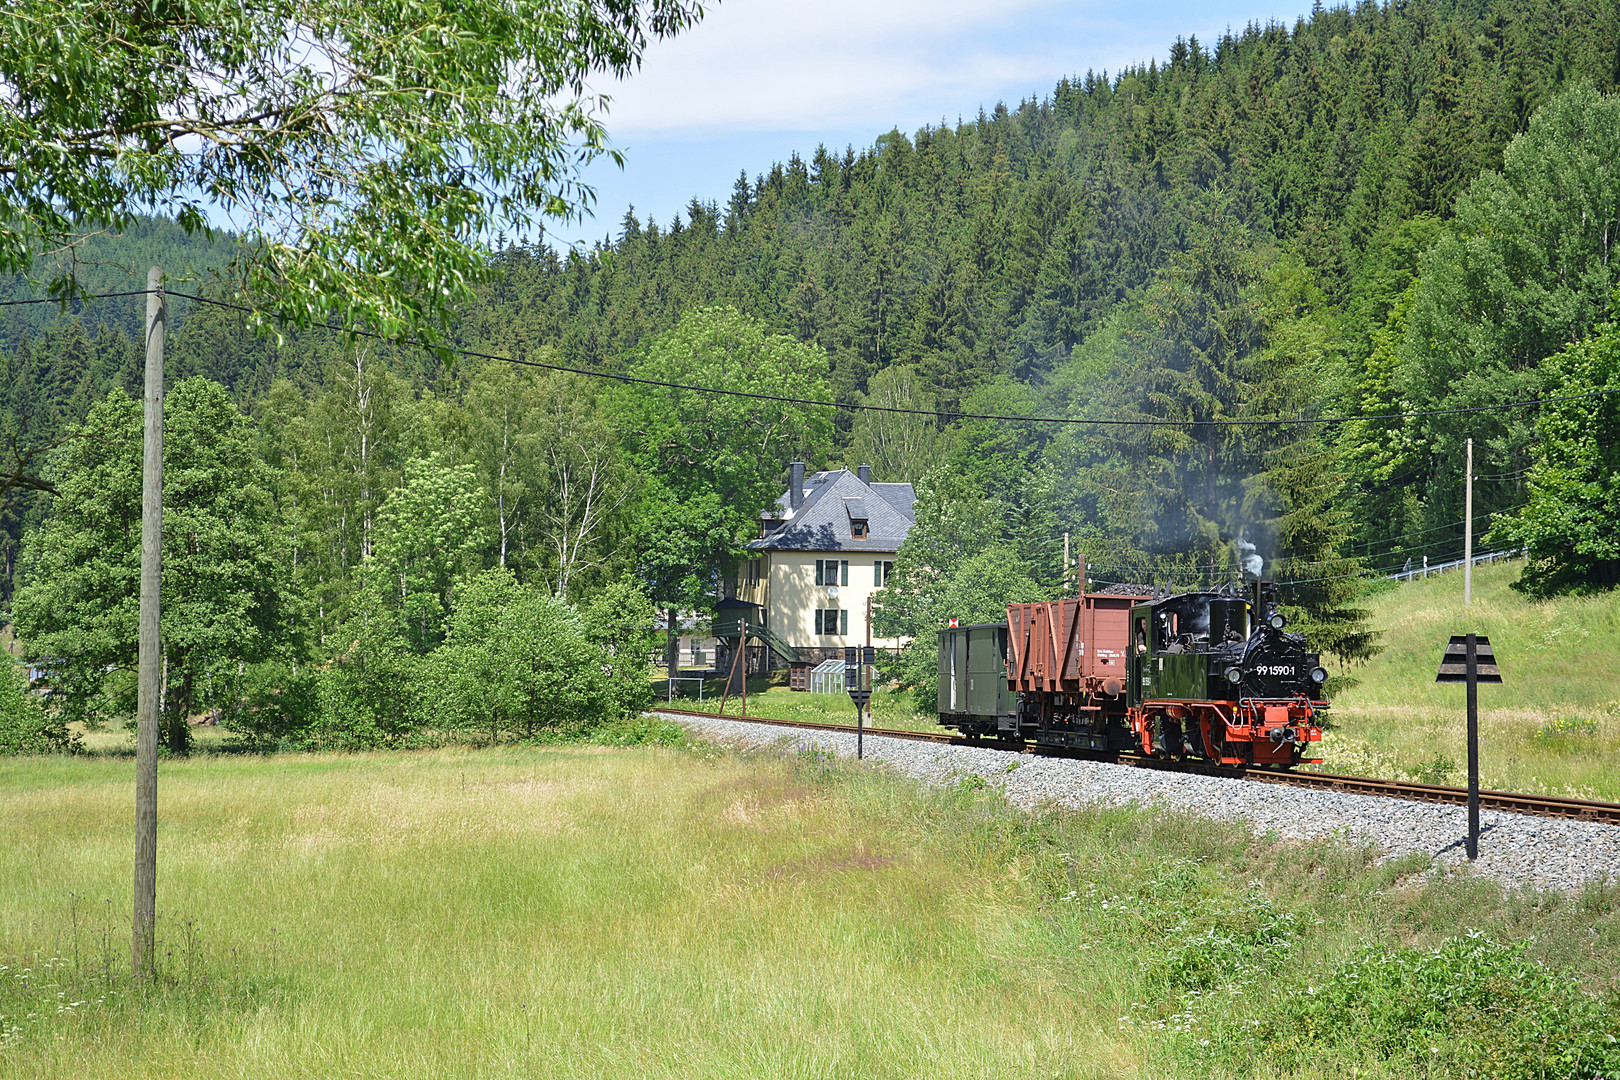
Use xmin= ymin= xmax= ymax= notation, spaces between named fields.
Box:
xmin=938 ymin=585 xmax=1327 ymax=767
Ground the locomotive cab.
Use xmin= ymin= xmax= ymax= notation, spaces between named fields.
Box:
xmin=1128 ymin=590 xmax=1327 ymax=766
xmin=1127 ymin=594 xmax=1250 ymax=706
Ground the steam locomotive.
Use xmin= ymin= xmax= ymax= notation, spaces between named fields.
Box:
xmin=937 ymin=584 xmax=1328 ymax=767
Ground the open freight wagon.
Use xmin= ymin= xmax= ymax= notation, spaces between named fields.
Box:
xmin=938 ymin=590 xmax=1147 ymax=746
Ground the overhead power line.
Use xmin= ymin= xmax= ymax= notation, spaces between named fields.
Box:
xmin=0 ymin=290 xmax=160 ymax=307
xmin=153 ymin=289 xmax=1620 ymax=432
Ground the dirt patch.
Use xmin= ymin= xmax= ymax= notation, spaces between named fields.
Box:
xmin=704 ymin=772 xmax=817 ymax=829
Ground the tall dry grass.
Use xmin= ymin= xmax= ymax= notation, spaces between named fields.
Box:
xmin=5 ymin=740 xmax=1619 ymax=1078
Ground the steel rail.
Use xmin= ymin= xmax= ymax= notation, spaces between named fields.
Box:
xmin=654 ymin=707 xmax=1620 ymax=826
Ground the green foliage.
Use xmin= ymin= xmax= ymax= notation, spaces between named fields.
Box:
xmin=612 ymin=306 xmax=834 ymax=612
xmin=845 ymin=364 xmax=945 ymax=484
xmin=0 ymin=659 xmax=77 ymax=755
xmin=217 ymin=661 xmax=320 ymax=748
xmin=1368 ymin=83 xmax=1620 ymax=563
xmin=12 ymin=380 xmax=292 ymax=749
xmin=876 ymin=503 xmax=1046 ymax=707
xmin=1097 ymin=859 xmax=1304 ymax=994
xmin=1489 ymin=325 xmax=1620 ymax=594
xmin=615 ymin=307 xmax=834 ymax=510
xmin=315 ymin=615 xmax=432 ymax=750
xmin=367 ymin=454 xmax=488 ymax=653
xmin=580 ymin=577 xmax=658 ymax=719
xmin=0 ymin=0 xmax=703 ymax=341
xmin=432 ymin=568 xmax=613 ymax=739
xmin=1259 ymin=933 xmax=1620 ymax=1080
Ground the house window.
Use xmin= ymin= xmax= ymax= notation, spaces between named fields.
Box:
xmin=815 ymin=608 xmax=847 ymax=636
xmin=874 ymin=560 xmax=894 ymax=586
xmin=851 ymin=520 xmax=868 ymax=539
xmin=813 ymin=559 xmax=849 ymax=586
xmin=745 ymin=559 xmax=761 ymax=586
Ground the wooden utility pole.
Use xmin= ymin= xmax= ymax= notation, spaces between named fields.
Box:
xmin=1464 ymin=437 xmax=1473 ymax=607
xmin=133 ymin=268 xmax=164 ymax=979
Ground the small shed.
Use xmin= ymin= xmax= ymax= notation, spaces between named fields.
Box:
xmin=809 ymin=657 xmax=846 ymax=695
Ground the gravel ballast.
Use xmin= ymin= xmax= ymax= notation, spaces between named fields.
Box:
xmin=666 ymin=713 xmax=1620 ymax=893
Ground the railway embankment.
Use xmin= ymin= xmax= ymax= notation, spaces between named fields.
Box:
xmin=671 ymin=713 xmax=1620 ymax=893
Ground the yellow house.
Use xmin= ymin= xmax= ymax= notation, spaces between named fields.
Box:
xmin=734 ymin=462 xmax=914 ymax=689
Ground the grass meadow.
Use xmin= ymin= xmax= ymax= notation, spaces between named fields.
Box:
xmin=4 ymin=737 xmax=1620 ymax=1078
xmin=1325 ymin=560 xmax=1620 ymax=800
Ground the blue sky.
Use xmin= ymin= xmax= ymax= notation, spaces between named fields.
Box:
xmin=550 ymin=0 xmax=1307 ymax=249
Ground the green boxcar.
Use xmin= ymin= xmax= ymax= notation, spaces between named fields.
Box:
xmin=938 ymin=624 xmax=1012 ymax=723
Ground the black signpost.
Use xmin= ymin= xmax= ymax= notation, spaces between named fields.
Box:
xmin=845 ymin=646 xmax=875 ymax=760
xmin=1436 ymin=634 xmax=1503 ymax=860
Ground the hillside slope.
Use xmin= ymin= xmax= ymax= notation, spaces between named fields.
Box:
xmin=1327 ymin=560 xmax=1620 ymax=798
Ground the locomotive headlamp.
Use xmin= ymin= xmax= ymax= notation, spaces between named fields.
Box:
xmin=1310 ymin=666 xmax=1328 ymax=685
xmin=1224 ymin=666 xmax=1243 ymax=684
xmin=1269 ymin=612 xmax=1286 ymax=630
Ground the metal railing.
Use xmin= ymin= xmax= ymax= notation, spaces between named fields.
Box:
xmin=665 ymin=676 xmax=706 ymax=703
xmin=1388 ymin=548 xmax=1525 ymax=583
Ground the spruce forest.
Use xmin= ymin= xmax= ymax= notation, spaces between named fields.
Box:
xmin=6 ymin=0 xmax=1620 ymax=747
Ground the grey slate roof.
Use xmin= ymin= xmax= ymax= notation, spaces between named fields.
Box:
xmin=751 ymin=469 xmax=915 ymax=553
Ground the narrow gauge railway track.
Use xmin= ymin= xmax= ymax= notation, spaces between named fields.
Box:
xmin=655 ymin=707 xmax=1620 ymax=826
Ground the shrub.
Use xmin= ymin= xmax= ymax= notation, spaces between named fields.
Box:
xmin=431 ymin=569 xmax=613 ymax=740
xmin=0 ymin=661 xmax=79 ymax=755
xmin=217 ymin=661 xmax=320 ymax=747
xmin=1261 ymin=932 xmax=1620 ymax=1079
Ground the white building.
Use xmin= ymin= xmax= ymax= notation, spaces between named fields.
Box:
xmin=733 ymin=462 xmax=915 ymax=689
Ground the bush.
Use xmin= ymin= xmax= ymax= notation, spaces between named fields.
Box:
xmin=432 ymin=569 xmax=614 ymax=740
xmin=1260 ymin=932 xmax=1620 ymax=1079
xmin=0 ymin=661 xmax=79 ymax=755
xmin=217 ymin=661 xmax=321 ymax=747
xmin=310 ymin=619 xmax=434 ymax=750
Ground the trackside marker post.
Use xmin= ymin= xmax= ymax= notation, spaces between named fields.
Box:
xmin=1437 ymin=633 xmax=1503 ymax=860
xmin=845 ymin=646 xmax=874 ymax=759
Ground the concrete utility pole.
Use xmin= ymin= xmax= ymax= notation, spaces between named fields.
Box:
xmin=1464 ymin=437 xmax=1474 ymax=607
xmin=133 ymin=268 xmax=164 ymax=979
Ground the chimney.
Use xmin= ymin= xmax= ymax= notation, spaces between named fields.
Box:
xmin=857 ymin=463 xmax=871 ymax=484
xmin=789 ymin=461 xmax=805 ymax=512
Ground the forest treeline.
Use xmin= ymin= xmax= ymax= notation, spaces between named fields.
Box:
xmin=5 ymin=0 xmax=1620 ymax=748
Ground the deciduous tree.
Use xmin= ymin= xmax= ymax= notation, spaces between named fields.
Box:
xmin=0 ymin=0 xmax=703 ymax=339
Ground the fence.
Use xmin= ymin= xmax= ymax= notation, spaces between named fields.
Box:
xmin=1388 ymin=548 xmax=1525 ymax=583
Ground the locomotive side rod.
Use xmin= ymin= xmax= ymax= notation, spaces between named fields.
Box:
xmin=653 ymin=707 xmax=1620 ymax=826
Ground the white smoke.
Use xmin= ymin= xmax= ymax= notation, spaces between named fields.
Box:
xmin=1237 ymin=531 xmax=1263 ymax=579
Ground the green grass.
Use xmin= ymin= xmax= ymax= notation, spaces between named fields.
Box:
xmin=1327 ymin=560 xmax=1620 ymax=799
xmin=3 ymin=742 xmax=1620 ymax=1078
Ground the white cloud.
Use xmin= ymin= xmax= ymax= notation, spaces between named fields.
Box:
xmin=590 ymin=0 xmax=1107 ymax=137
